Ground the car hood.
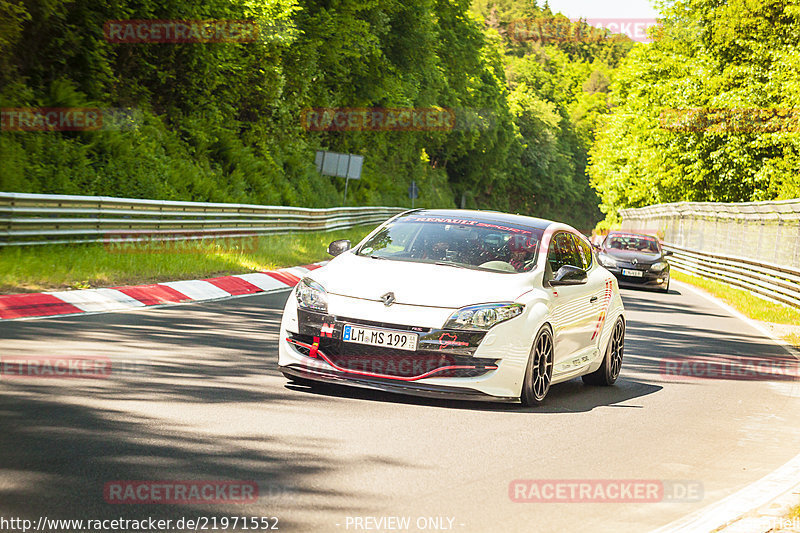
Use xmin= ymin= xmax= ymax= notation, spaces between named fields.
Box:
xmin=600 ymin=248 xmax=662 ymax=264
xmin=309 ymin=253 xmax=535 ymax=309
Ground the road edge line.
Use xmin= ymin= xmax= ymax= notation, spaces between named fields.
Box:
xmin=649 ymin=280 xmax=800 ymax=533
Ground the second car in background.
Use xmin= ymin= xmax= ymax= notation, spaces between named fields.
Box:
xmin=595 ymin=232 xmax=672 ymax=292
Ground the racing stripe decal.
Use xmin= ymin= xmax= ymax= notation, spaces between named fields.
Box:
xmin=591 ymin=278 xmax=615 ymax=341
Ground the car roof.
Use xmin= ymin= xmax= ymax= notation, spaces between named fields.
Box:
xmin=403 ymin=209 xmax=554 ymax=231
xmin=606 ymin=231 xmax=658 ymax=240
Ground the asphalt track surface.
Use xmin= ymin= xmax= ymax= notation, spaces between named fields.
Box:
xmin=1 ymin=285 xmax=799 ymax=533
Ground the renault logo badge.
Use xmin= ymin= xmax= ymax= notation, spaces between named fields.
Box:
xmin=381 ymin=292 xmax=396 ymax=306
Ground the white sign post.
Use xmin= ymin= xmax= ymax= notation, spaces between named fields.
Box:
xmin=315 ymin=151 xmax=364 ymax=206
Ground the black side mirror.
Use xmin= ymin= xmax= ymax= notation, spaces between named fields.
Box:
xmin=549 ymin=265 xmax=588 ymax=286
xmin=591 ymin=243 xmax=602 ymax=252
xmin=664 ymin=250 xmax=673 ymax=256
xmin=327 ymin=239 xmax=351 ymax=257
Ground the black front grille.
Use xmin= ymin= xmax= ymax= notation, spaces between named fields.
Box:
xmin=297 ymin=309 xmax=486 ymax=356
xmin=333 ymin=315 xmax=429 ymax=333
xmin=288 ymin=333 xmax=497 ymax=379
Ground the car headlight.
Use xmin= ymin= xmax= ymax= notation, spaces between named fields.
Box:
xmin=598 ymin=253 xmax=617 ymax=268
xmin=650 ymin=261 xmax=668 ymax=272
xmin=295 ymin=277 xmax=328 ymax=312
xmin=444 ymin=302 xmax=524 ymax=331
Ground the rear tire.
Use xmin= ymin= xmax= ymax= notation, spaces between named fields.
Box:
xmin=521 ymin=325 xmax=554 ymax=406
xmin=582 ymin=317 xmax=624 ymax=386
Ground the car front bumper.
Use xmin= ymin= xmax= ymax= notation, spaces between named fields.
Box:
xmin=279 ymin=364 xmax=518 ymax=403
xmin=277 ymin=291 xmax=533 ymax=402
xmin=604 ymin=266 xmax=669 ymax=289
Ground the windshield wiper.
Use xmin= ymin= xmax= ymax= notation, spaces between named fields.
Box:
xmin=433 ymin=261 xmax=482 ymax=271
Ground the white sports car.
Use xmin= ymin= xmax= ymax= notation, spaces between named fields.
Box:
xmin=278 ymin=209 xmax=625 ymax=405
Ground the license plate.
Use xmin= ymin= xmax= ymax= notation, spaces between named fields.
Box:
xmin=342 ymin=324 xmax=418 ymax=351
xmin=622 ymin=268 xmax=644 ymax=277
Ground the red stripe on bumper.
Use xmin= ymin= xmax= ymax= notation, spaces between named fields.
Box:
xmin=286 ymin=337 xmax=496 ymax=382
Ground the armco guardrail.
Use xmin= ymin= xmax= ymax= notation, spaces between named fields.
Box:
xmin=661 ymin=243 xmax=800 ymax=308
xmin=619 ymin=199 xmax=800 ymax=269
xmin=0 ymin=192 xmax=407 ymax=246
xmin=620 ymin=199 xmax=800 ymax=308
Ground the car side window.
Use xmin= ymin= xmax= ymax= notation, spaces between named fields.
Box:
xmin=573 ymin=234 xmax=593 ymax=270
xmin=547 ymin=232 xmax=582 ymax=275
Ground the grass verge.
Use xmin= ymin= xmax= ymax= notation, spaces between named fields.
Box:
xmin=0 ymin=224 xmax=377 ymax=294
xmin=671 ymin=269 xmax=800 ymax=348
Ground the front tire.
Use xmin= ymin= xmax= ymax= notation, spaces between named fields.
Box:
xmin=582 ymin=317 xmax=624 ymax=386
xmin=521 ymin=325 xmax=554 ymax=406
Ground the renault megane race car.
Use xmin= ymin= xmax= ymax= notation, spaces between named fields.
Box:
xmin=595 ymin=231 xmax=672 ymax=292
xmin=278 ymin=209 xmax=625 ymax=405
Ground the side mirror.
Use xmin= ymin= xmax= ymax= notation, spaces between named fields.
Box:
xmin=664 ymin=250 xmax=673 ymax=256
xmin=327 ymin=239 xmax=351 ymax=257
xmin=591 ymin=243 xmax=602 ymax=252
xmin=549 ymin=265 xmax=588 ymax=286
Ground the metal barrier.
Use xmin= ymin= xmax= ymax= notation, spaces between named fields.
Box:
xmin=661 ymin=243 xmax=800 ymax=308
xmin=619 ymin=199 xmax=800 ymax=269
xmin=0 ymin=192 xmax=407 ymax=246
xmin=620 ymin=199 xmax=800 ymax=308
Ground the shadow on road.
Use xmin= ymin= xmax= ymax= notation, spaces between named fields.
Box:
xmin=621 ymin=288 xmax=799 ymax=384
xmin=284 ymin=377 xmax=662 ymax=414
xmin=0 ymin=292 xmax=375 ymax=528
xmin=1 ymin=283 xmax=797 ymax=528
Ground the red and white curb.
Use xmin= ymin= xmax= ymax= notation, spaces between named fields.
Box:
xmin=0 ymin=263 xmax=324 ymax=321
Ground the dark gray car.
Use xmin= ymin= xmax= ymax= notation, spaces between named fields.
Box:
xmin=594 ymin=232 xmax=672 ymax=292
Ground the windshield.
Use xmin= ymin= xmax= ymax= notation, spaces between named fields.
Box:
xmin=356 ymin=215 xmax=543 ymax=273
xmin=605 ymin=234 xmax=660 ymax=253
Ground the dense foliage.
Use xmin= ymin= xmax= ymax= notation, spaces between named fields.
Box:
xmin=589 ymin=0 xmax=800 ymax=226
xmin=0 ymin=0 xmax=632 ymax=229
